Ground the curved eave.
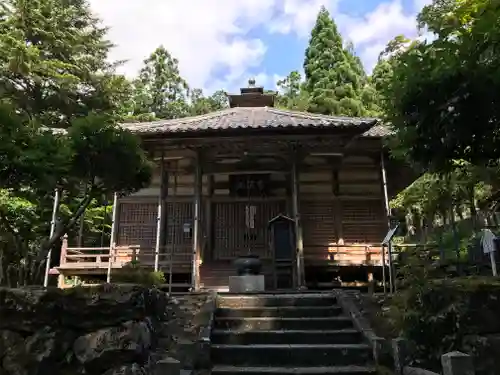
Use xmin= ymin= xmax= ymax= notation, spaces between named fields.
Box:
xmin=120 ymin=107 xmax=380 ymax=138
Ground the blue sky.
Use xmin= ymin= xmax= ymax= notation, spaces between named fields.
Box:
xmin=90 ymin=0 xmax=430 ymax=93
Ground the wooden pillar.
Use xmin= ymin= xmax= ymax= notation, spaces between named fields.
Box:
xmin=106 ymin=192 xmax=119 ymax=283
xmin=205 ymin=175 xmax=214 ymax=261
xmin=77 ymin=217 xmax=84 ymax=247
xmin=291 ymin=152 xmax=305 ymax=288
xmin=160 ymin=162 xmax=169 ymax=250
xmin=191 ymin=153 xmax=203 ymax=291
xmin=332 ymin=169 xmax=344 ymax=245
xmin=57 ymin=234 xmax=68 ymax=288
xmin=154 ymin=154 xmax=165 ymax=272
xmin=44 ymin=188 xmax=61 ymax=288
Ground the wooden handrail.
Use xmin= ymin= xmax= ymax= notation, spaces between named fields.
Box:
xmin=60 ymin=244 xmax=192 ymax=268
xmin=66 ymin=247 xmax=111 ymax=251
xmin=60 ymin=242 xmax=389 ymax=269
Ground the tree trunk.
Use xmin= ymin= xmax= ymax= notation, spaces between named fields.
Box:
xmin=468 ymin=185 xmax=478 ymax=229
xmin=449 ymin=206 xmax=461 ymax=272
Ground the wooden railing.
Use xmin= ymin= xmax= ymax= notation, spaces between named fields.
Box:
xmin=61 ymin=246 xmax=111 ymax=268
xmin=305 ymin=243 xmax=384 ymax=266
xmin=59 ymin=234 xmax=387 ymax=271
xmin=58 ymin=235 xmax=192 ymax=271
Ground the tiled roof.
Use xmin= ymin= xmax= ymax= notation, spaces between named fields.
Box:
xmin=362 ymin=123 xmax=392 ymax=137
xmin=120 ymin=107 xmax=380 ymax=135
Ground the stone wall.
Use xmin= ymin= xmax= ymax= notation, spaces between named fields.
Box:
xmin=0 ymin=285 xmax=214 ymax=375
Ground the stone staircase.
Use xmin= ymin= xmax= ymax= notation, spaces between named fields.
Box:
xmin=210 ymin=293 xmax=377 ymax=375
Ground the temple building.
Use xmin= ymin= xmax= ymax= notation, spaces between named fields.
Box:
xmin=53 ymin=79 xmax=414 ymax=291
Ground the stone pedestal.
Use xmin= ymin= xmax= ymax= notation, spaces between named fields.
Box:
xmin=229 ymin=275 xmax=265 ymax=293
xmin=153 ymin=356 xmax=181 ymax=375
xmin=441 ymin=351 xmax=475 ymax=375
xmin=392 ymin=338 xmax=410 ymax=375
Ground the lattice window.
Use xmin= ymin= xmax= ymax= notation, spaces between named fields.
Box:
xmin=341 ymin=200 xmax=384 ymax=222
xmin=117 ymin=202 xmax=157 ymax=246
xmin=214 ymin=201 xmax=284 ymax=259
xmin=117 ymin=225 xmax=156 ymax=247
xmin=342 ymin=223 xmax=385 ymax=244
xmin=119 ymin=202 xmax=157 ymax=224
xmin=165 ymin=202 xmax=194 ymax=245
xmin=301 ymin=200 xmax=337 ymax=247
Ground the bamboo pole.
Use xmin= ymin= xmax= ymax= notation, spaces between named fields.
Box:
xmin=44 ymin=188 xmax=60 ymax=287
xmin=380 ymin=150 xmax=394 ymax=294
xmin=106 ymin=193 xmax=119 ymax=283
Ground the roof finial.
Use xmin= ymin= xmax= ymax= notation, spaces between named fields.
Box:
xmin=248 ymin=77 xmax=256 ymax=88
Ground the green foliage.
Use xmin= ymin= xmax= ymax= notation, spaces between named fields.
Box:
xmin=303 ymin=7 xmax=375 ymax=116
xmin=390 ymin=160 xmax=500 ymax=249
xmin=0 ymin=101 xmax=153 ymax=285
xmin=382 ymin=0 xmax=500 ymax=171
xmin=129 ymin=45 xmax=229 ymax=119
xmin=369 ymin=36 xmax=410 ymax=116
xmin=132 ymin=46 xmax=190 ymax=119
xmin=389 ymin=277 xmax=500 ymax=373
xmin=0 ymin=0 xmax=129 ymax=127
xmin=275 ymin=71 xmax=309 ymax=111
xmin=0 ymin=103 xmax=71 ymax=190
xmin=113 ymin=262 xmax=166 ymax=286
xmin=190 ymin=88 xmax=228 ymax=115
xmin=67 ymin=113 xmax=153 ymax=196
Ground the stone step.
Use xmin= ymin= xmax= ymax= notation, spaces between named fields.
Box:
xmin=212 ymin=365 xmax=377 ymax=375
xmin=215 ymin=305 xmax=343 ymax=318
xmin=211 ymin=329 xmax=363 ymax=345
xmin=214 ymin=317 xmax=353 ymax=331
xmin=217 ymin=294 xmax=336 ymax=308
xmin=211 ymin=344 xmax=373 ymax=367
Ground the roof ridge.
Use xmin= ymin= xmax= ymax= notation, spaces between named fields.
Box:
xmin=266 ymin=107 xmax=378 ymax=122
xmin=120 ymin=107 xmax=238 ymax=128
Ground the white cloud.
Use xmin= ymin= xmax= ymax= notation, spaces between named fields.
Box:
xmin=267 ymin=0 xmax=431 ymax=73
xmin=341 ymin=0 xmax=418 ymax=72
xmin=413 ymin=0 xmax=433 ymax=12
xmin=342 ymin=2 xmax=415 ymax=46
xmin=268 ymin=0 xmax=339 ymax=38
xmin=88 ymin=0 xmax=433 ymax=96
xmin=208 ymin=72 xmax=284 ymax=95
xmin=89 ymin=0 xmax=277 ymax=92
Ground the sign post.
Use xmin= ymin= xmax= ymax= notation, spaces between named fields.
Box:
xmin=481 ymin=229 xmax=498 ymax=277
xmin=382 ymin=224 xmax=399 ymax=294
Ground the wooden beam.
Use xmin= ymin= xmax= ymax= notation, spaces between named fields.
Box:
xmin=195 ymin=161 xmax=292 ymax=175
xmin=212 ymin=180 xmax=288 ymax=191
xmin=143 ymin=134 xmax=382 ymax=155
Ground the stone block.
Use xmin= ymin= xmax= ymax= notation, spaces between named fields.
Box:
xmin=393 ymin=338 xmax=410 ymax=375
xmin=154 ymin=356 xmax=180 ymax=375
xmin=441 ymin=351 xmax=475 ymax=375
xmin=228 ymin=275 xmax=265 ymax=293
xmin=372 ymin=336 xmax=389 ymax=366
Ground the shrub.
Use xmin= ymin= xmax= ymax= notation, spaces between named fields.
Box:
xmin=388 ymin=276 xmax=500 ymax=373
xmin=113 ymin=262 xmax=166 ymax=286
